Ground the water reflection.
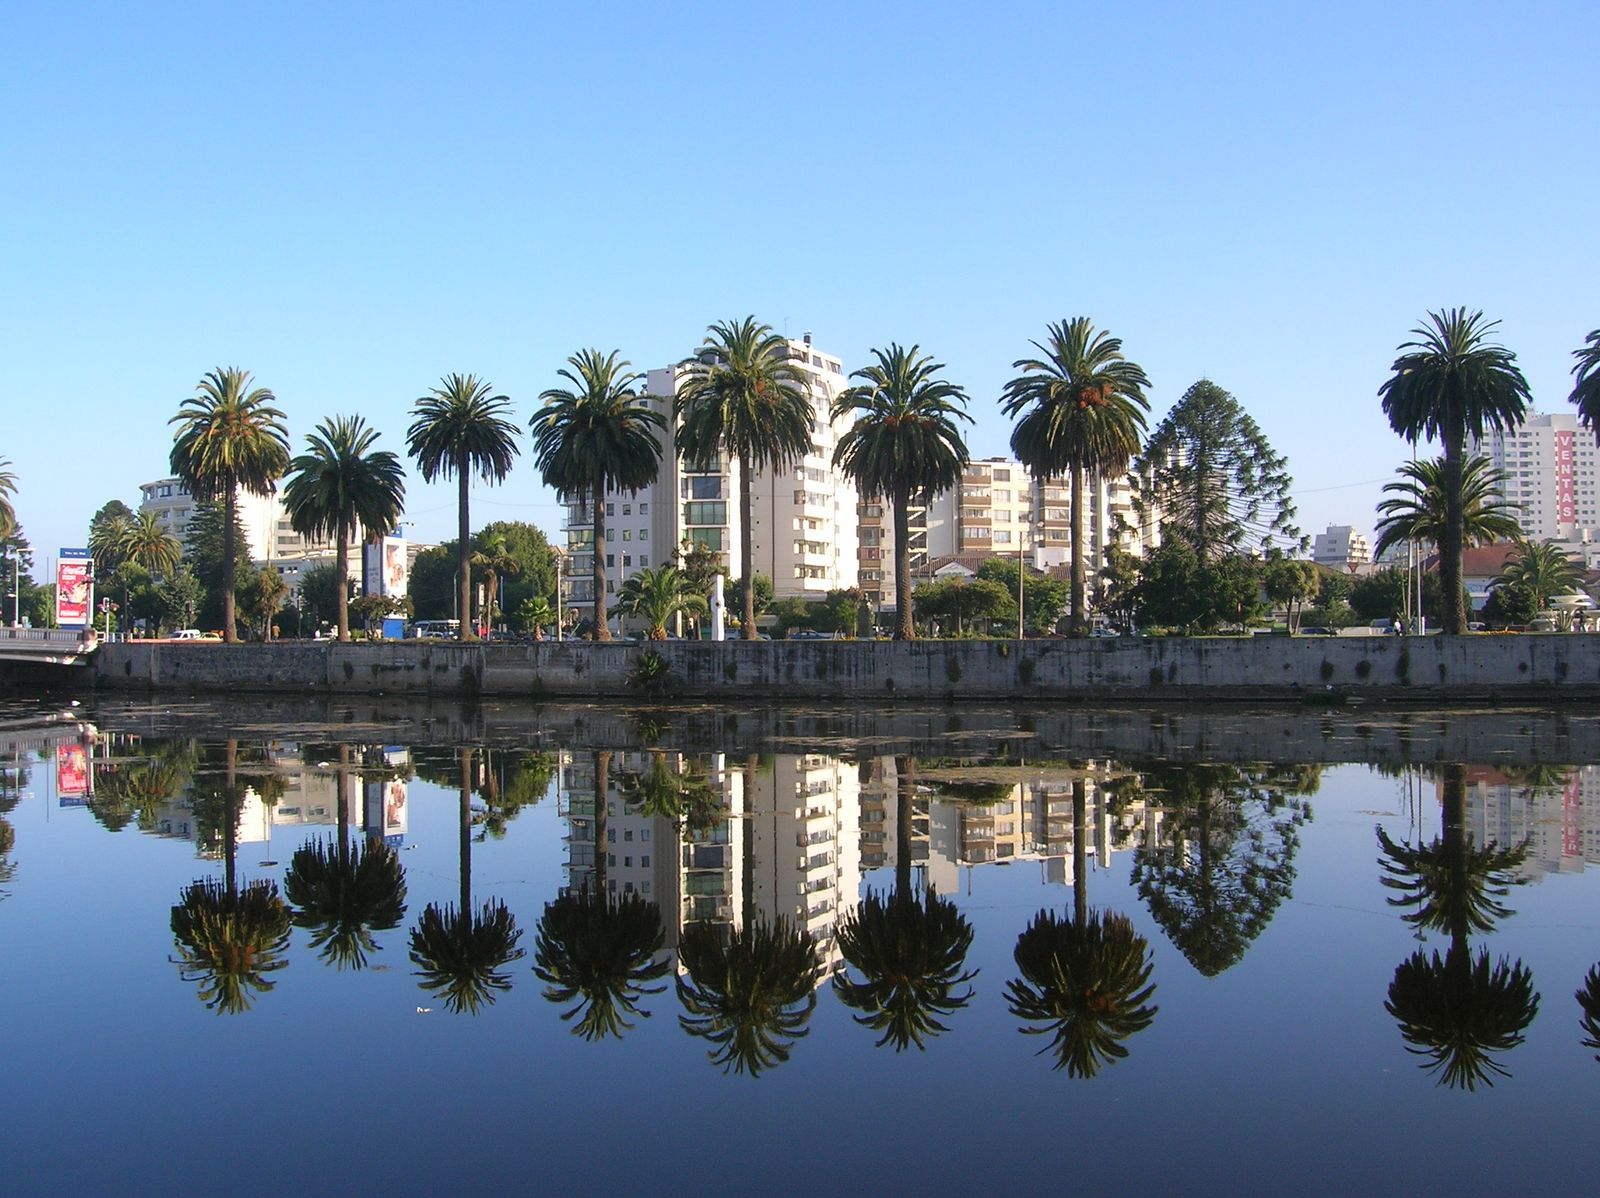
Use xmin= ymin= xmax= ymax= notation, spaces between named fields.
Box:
xmin=677 ymin=917 xmax=821 ymax=1075
xmin=1379 ymin=763 xmax=1540 ymax=1090
xmin=833 ymin=757 xmax=976 ymax=1051
xmin=407 ymin=748 xmax=525 ymax=1014
xmin=1131 ymin=764 xmax=1315 ymax=977
xmin=1577 ymin=967 xmax=1600 ymax=1062
xmin=283 ymin=748 xmax=408 ymax=971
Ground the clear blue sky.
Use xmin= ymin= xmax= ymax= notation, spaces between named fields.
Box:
xmin=3 ymin=1 xmax=1596 ymax=577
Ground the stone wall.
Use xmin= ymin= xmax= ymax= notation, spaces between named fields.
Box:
xmin=88 ymin=634 xmax=1600 ymax=702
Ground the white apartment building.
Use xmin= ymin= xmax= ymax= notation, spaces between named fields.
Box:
xmin=138 ymin=476 xmax=334 ymax=562
xmin=1473 ymin=410 xmax=1600 ymax=541
xmin=562 ymin=335 xmax=860 ymax=625
xmin=1312 ymin=524 xmax=1371 ymax=569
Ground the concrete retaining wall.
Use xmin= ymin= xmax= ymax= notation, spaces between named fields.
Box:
xmin=88 ymin=634 xmax=1600 ymax=702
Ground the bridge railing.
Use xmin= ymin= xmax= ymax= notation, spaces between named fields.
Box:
xmin=1 ymin=628 xmax=95 ymax=645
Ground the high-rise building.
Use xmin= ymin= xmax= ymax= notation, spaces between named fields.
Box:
xmin=562 ymin=336 xmax=859 ymax=627
xmin=1312 ymin=524 xmax=1371 ymax=568
xmin=1473 ymin=410 xmax=1600 ymax=541
xmin=138 ymin=477 xmax=336 ymax=562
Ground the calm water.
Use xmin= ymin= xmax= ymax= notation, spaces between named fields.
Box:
xmin=3 ymin=697 xmax=1599 ymax=1195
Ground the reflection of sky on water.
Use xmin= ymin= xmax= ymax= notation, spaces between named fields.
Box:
xmin=3 ymin=704 xmax=1600 ymax=1194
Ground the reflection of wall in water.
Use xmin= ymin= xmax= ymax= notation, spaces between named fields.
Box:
xmin=1461 ymin=766 xmax=1600 ymax=879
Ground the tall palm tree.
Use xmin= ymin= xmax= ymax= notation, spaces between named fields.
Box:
xmin=284 ymin=415 xmax=407 ymax=642
xmin=833 ymin=756 xmax=976 ymax=1050
xmin=1570 ymin=329 xmax=1600 ymax=430
xmin=1493 ymin=538 xmax=1586 ymax=612
xmin=675 ymin=318 xmax=813 ymax=640
xmin=469 ymin=529 xmax=519 ymax=635
xmin=611 ymin=564 xmax=707 ymax=640
xmin=530 ymin=350 xmax=665 ymax=642
xmin=168 ymin=368 xmax=291 ymax=642
xmin=1379 ymin=309 xmax=1532 ymax=633
xmin=1371 ymin=455 xmax=1522 ymax=562
xmin=1378 ymin=763 xmax=1539 ymax=1089
xmin=119 ymin=510 xmax=183 ymax=578
xmin=0 ymin=456 xmax=15 ymax=539
xmin=408 ymin=748 xmax=525 ymax=1013
xmin=1002 ymin=319 xmax=1151 ymax=635
xmin=406 ymin=375 xmax=519 ymax=642
xmin=676 ymin=917 xmax=821 ymax=1075
xmin=284 ymin=747 xmax=407 ymax=970
xmin=831 ymin=345 xmax=972 ymax=641
xmin=89 ymin=510 xmax=131 ymax=574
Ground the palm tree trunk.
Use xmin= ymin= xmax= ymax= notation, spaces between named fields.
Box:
xmin=337 ymin=744 xmax=353 ymax=863
xmin=1072 ymin=778 xmax=1088 ymax=925
xmin=459 ymin=747 xmax=473 ymax=915
xmin=1069 ymin=462 xmax=1087 ymax=637
xmin=742 ymin=754 xmax=756 ymax=928
xmin=893 ymin=488 xmax=915 ymax=641
xmin=222 ymin=489 xmax=238 ymax=643
xmin=895 ymin=755 xmax=914 ymax=900
xmin=594 ymin=750 xmax=611 ymax=897
xmin=592 ymin=478 xmax=610 ymax=641
xmin=224 ymin=738 xmax=239 ymax=899
xmin=1442 ymin=434 xmax=1467 ymax=634
xmin=457 ymin=462 xmax=473 ymax=642
xmin=335 ymin=527 xmax=350 ymax=643
xmin=739 ymin=451 xmax=757 ymax=640
xmin=485 ymin=571 xmax=498 ymax=637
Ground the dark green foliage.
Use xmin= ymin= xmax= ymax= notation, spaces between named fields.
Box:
xmin=677 ymin=918 xmax=821 ymax=1075
xmin=296 ymin=563 xmax=341 ymax=631
xmin=406 ymin=544 xmax=458 ymax=621
xmin=1372 ymin=455 xmax=1521 ymax=562
xmin=1577 ymin=965 xmax=1600 ymax=1062
xmin=533 ymin=889 xmax=669 ymax=1041
xmin=834 ymin=888 xmax=976 ymax=1050
xmin=913 ymin=576 xmax=1012 ymax=635
xmin=408 ymin=900 xmax=525 ymax=1015
xmin=1571 ymin=329 xmax=1600 ymax=429
xmin=1133 ymin=541 xmax=1263 ymax=632
xmin=1134 ymin=379 xmax=1303 ymax=561
xmin=284 ymin=836 xmax=408 ymax=971
xmin=1481 ymin=581 xmax=1538 ymax=627
xmin=975 ymin=557 xmax=1070 ymax=633
xmin=1386 ymin=947 xmax=1539 ymax=1090
xmin=170 ymin=878 xmax=292 ymax=1015
xmin=1007 ymin=908 xmax=1158 ymax=1077
xmin=184 ymin=500 xmax=253 ymax=631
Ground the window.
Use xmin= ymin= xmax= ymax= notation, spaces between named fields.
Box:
xmin=624 ymin=856 xmax=632 ymax=867
xmin=622 ymin=529 xmax=631 ymax=541
xmin=638 ymin=529 xmax=648 ymax=541
xmin=607 ymin=828 xmax=616 ymax=843
xmin=606 ymin=554 xmax=614 ymax=567
xmin=622 ymin=554 xmax=631 ymax=567
xmin=684 ymin=501 xmax=727 ymax=526
xmin=641 ymin=854 xmax=650 ymax=867
xmin=606 ymin=503 xmax=614 ymax=516
xmin=606 ymin=580 xmax=615 ymax=593
xmin=606 ymin=528 xmax=614 ymax=542
xmin=622 ymin=504 xmax=631 ymax=516
xmin=639 ymin=555 xmax=649 ymax=567
xmin=639 ymin=502 xmax=648 ymax=515
xmin=690 ymin=476 xmax=724 ymax=499
xmin=689 ymin=528 xmax=723 ymax=551
xmin=624 ymin=830 xmax=633 ymax=842
xmin=641 ymin=829 xmax=651 ymax=842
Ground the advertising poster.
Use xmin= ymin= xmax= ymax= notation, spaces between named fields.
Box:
xmin=56 ymin=548 xmax=93 ymax=629
xmin=361 ymin=537 xmax=409 ymax=598
xmin=56 ymin=743 xmax=90 ymax=805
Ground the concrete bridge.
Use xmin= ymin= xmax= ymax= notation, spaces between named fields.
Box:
xmin=0 ymin=628 xmax=98 ymax=665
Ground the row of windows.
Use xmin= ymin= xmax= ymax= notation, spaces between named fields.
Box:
xmin=603 ymin=527 xmax=648 ymax=542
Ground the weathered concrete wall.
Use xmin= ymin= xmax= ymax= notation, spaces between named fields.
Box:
xmin=89 ymin=634 xmax=1600 ymax=702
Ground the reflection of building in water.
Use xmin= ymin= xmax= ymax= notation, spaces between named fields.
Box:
xmin=1460 ymin=765 xmax=1600 ymax=879
xmin=917 ymin=769 xmax=1160 ymax=893
xmin=558 ymin=750 xmax=862 ymax=972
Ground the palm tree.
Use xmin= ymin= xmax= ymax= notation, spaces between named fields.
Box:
xmin=1570 ymin=329 xmax=1600 ymax=430
xmin=407 ymin=747 xmax=525 ymax=1013
xmin=119 ymin=510 xmax=183 ymax=578
xmin=0 ymin=456 xmax=15 ymax=539
xmin=611 ymin=564 xmax=707 ymax=640
xmin=516 ymin=595 xmax=555 ymax=640
xmin=1493 ymin=538 xmax=1586 ymax=612
xmin=1379 ymin=763 xmax=1539 ymax=1089
xmin=1002 ymin=319 xmax=1151 ymax=636
xmin=675 ymin=318 xmax=812 ymax=640
xmin=530 ymin=349 xmax=664 ymax=642
xmin=676 ymin=917 xmax=821 ymax=1075
xmin=89 ymin=509 xmax=131 ymax=574
xmin=171 ymin=877 xmax=293 ymax=1014
xmin=1371 ymin=455 xmax=1522 ymax=562
xmin=1379 ymin=309 xmax=1532 ymax=633
xmin=469 ymin=529 xmax=519 ymax=635
xmin=168 ymin=368 xmax=291 ymax=642
xmin=533 ymin=889 xmax=670 ymax=1040
xmin=406 ymin=375 xmax=519 ymax=642
xmin=1577 ymin=965 xmax=1600 ymax=1063
xmin=284 ymin=415 xmax=407 ymax=642
xmin=833 ymin=756 xmax=976 ymax=1050
xmin=284 ymin=747 xmax=407 ymax=970
xmin=831 ymin=345 xmax=972 ymax=641
xmin=242 ymin=565 xmax=290 ymax=643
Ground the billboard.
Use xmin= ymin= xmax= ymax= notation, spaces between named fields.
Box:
xmin=362 ymin=537 xmax=409 ymax=599
xmin=56 ymin=742 xmax=90 ymax=805
xmin=56 ymin=548 xmax=93 ymax=629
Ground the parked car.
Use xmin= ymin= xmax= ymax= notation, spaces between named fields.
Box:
xmin=1297 ymin=626 xmax=1336 ymax=636
xmin=170 ymin=628 xmax=212 ymax=641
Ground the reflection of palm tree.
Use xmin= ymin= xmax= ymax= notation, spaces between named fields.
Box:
xmin=1379 ymin=763 xmax=1539 ymax=1090
xmin=1576 ymin=966 xmax=1600 ymax=1062
xmin=620 ymin=751 xmax=722 ymax=836
xmin=834 ymin=756 xmax=976 ymax=1050
xmin=407 ymin=748 xmax=524 ymax=1014
xmin=90 ymin=739 xmax=194 ymax=832
xmin=1007 ymin=776 xmax=1158 ymax=1077
xmin=533 ymin=888 xmax=669 ymax=1040
xmin=171 ymin=877 xmax=292 ymax=1014
xmin=284 ymin=747 xmax=407 ymax=970
xmin=677 ymin=918 xmax=820 ymax=1076
xmin=170 ymin=737 xmax=293 ymax=1014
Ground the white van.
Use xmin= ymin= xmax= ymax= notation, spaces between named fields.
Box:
xmin=171 ymin=628 xmax=205 ymax=640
